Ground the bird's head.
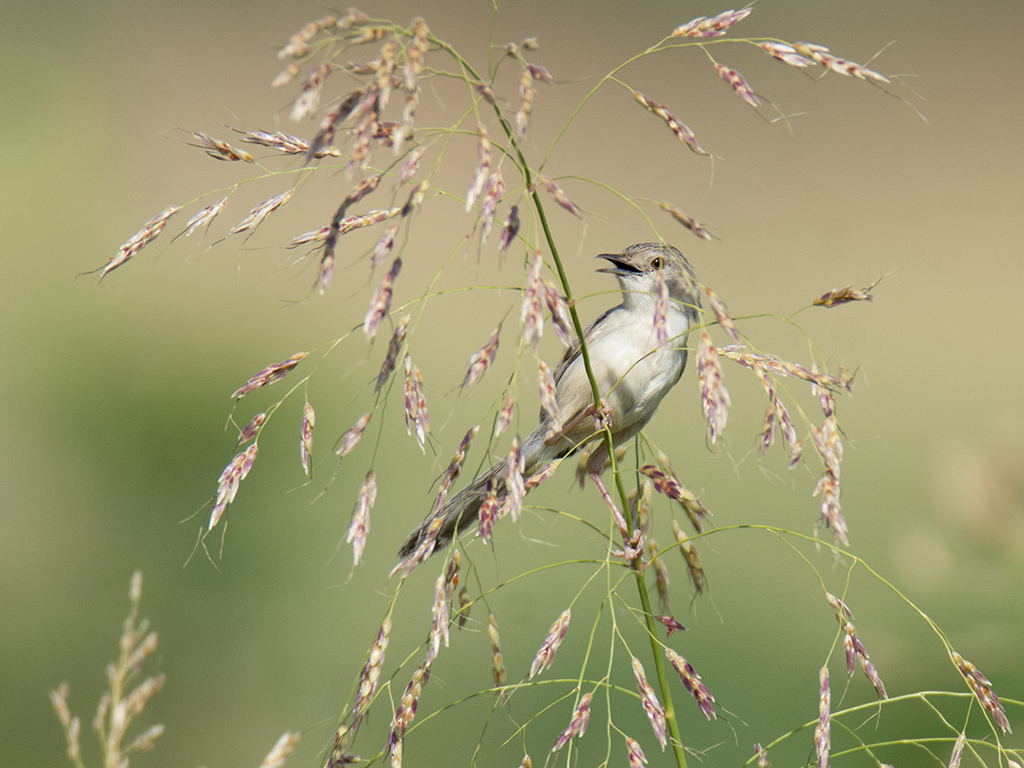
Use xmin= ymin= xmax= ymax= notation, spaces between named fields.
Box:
xmin=597 ymin=242 xmax=700 ymax=312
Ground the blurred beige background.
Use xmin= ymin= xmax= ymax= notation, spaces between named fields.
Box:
xmin=3 ymin=0 xmax=1022 ymax=766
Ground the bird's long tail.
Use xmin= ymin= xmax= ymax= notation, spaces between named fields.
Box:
xmin=397 ymin=457 xmax=508 ymax=558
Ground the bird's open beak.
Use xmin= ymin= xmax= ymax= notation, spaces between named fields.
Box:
xmin=596 ymin=253 xmax=640 ymax=275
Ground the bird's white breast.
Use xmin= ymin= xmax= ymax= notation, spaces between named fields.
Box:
xmin=559 ymin=304 xmax=690 ymax=433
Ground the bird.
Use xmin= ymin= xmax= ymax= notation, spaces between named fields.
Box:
xmin=397 ymin=242 xmax=700 ymax=560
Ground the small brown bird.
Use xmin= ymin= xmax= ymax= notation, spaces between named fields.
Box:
xmin=398 ymin=243 xmax=700 ymax=559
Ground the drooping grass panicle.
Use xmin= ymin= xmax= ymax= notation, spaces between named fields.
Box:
xmin=300 ymin=402 xmax=315 ymax=476
xmin=241 ymin=128 xmax=340 ymax=158
xmin=498 ymin=205 xmax=520 ymax=257
xmin=672 ymin=7 xmax=753 ymax=38
xmin=627 ymin=736 xmax=648 ymax=767
xmin=386 ymin=662 xmax=430 ymax=767
xmin=504 ymin=435 xmax=525 ymax=522
xmin=951 ymin=651 xmax=1012 ymax=734
xmin=542 ymin=278 xmax=574 ymax=346
xmin=271 ymin=61 xmax=302 ymax=88
xmin=810 ymin=413 xmax=849 ymax=545
xmin=344 ymin=86 xmax=382 ymax=177
xmin=465 ymin=123 xmax=491 ymax=212
xmin=632 ymin=656 xmax=667 ymax=749
xmin=230 ymin=352 xmax=307 ymax=400
xmin=529 ymin=609 xmax=571 ymax=679
xmin=793 ymin=42 xmax=891 ymax=83
xmin=443 ymin=550 xmax=460 ymax=604
xmin=456 ymin=586 xmax=471 ymax=629
xmin=277 ymin=14 xmax=344 ymax=60
xmin=478 ymin=479 xmax=499 ymax=543
xmin=653 ymin=268 xmax=669 ymax=347
xmin=515 ymin=66 xmax=535 ymax=140
xmin=289 ymin=226 xmax=331 ymax=247
xmin=403 ymin=354 xmax=430 ymax=452
xmin=640 ymin=462 xmax=710 ymax=533
xmin=717 ymin=347 xmax=851 ymax=392
xmin=826 ymin=592 xmax=854 ymax=621
xmin=183 ymin=197 xmax=228 ymax=237
xmin=433 ymin=427 xmax=479 ymax=514
xmin=237 ymin=412 xmax=266 ymax=446
xmin=364 ymin=257 xmax=402 ymax=342
xmin=714 ymin=344 xmax=856 ymax=538
xmin=648 ymin=538 xmax=671 ymax=612
xmin=396 ymin=17 xmax=429 ymax=153
xmin=535 ymin=174 xmax=583 ymax=220
xmin=495 ymin=392 xmax=515 ymax=438
xmin=654 ymin=614 xmax=687 ymax=638
xmin=258 ymin=732 xmax=301 ymax=768
xmin=813 ymin=279 xmax=879 ymax=307
xmin=428 ymin=573 xmax=450 ymax=663
xmin=374 ymin=316 xmax=410 ymax=395
xmin=308 ymin=87 xmax=365 ymax=160
xmin=100 ymin=205 xmax=180 ymax=279
xmin=551 ymin=692 xmax=593 ymax=752
xmin=520 ymin=250 xmax=545 ymax=349
xmin=665 ymin=647 xmax=716 ymax=720
xmin=352 ymin=617 xmax=391 ymax=728
xmin=319 ymin=207 xmax=402 ymax=294
xmin=671 ymin=519 xmax=706 ymax=597
xmin=189 ymin=131 xmax=255 ymax=163
xmin=227 ymin=190 xmax=293 ymax=237
xmin=715 ymin=63 xmax=760 ymax=108
xmin=949 ymin=730 xmax=966 ymax=768
xmin=658 ymin=201 xmax=711 ymax=241
xmin=400 ymin=179 xmax=429 ymax=219
xmin=462 ymin=324 xmax=501 ymax=388
xmin=336 ymin=412 xmax=372 ymax=458
xmin=537 ymin=360 xmax=561 ymax=425
xmin=478 ymin=167 xmax=506 ymax=242
xmin=633 ymin=91 xmax=707 ymax=155
xmin=397 ymin=146 xmax=425 ymax=186
xmin=391 ymin=515 xmax=445 ymax=578
xmin=696 ymin=331 xmax=730 ymax=443
xmin=753 ymin=743 xmax=771 ymax=767
xmin=372 ymin=222 xmax=400 ymax=271
xmin=488 ymin=612 xmax=507 ymax=689
xmin=209 ymin=444 xmax=258 ymax=529
xmin=346 ymin=470 xmax=376 ymax=565
xmin=704 ymin=286 xmax=740 ymax=342
xmin=759 ymin=41 xmax=815 ymax=68
xmin=826 ymin=593 xmax=887 ymax=697
xmin=375 ymin=38 xmax=397 ymax=112
xmin=814 ymin=665 xmax=831 ymax=768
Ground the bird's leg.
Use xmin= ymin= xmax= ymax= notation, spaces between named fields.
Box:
xmin=543 ymin=398 xmax=613 ymax=447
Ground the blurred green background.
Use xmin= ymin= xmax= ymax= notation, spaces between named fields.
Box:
xmin=3 ymin=0 xmax=1022 ymax=766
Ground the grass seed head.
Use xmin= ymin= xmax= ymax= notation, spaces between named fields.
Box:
xmin=665 ymin=647 xmax=717 ymax=720
xmin=715 ymin=63 xmax=760 ymax=107
xmin=227 ymin=190 xmax=292 ymax=237
xmin=552 ymin=692 xmax=593 ymax=752
xmin=659 ymin=201 xmax=711 ymax=241
xmin=183 ymin=197 xmax=228 ymax=237
xmin=346 ymin=471 xmax=376 ymax=565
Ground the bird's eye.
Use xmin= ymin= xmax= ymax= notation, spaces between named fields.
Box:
xmin=651 ymin=257 xmax=663 ymax=269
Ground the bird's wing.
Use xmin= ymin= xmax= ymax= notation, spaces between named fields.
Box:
xmin=541 ymin=305 xmax=625 ymax=428
xmin=551 ymin=305 xmax=621 ymax=384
